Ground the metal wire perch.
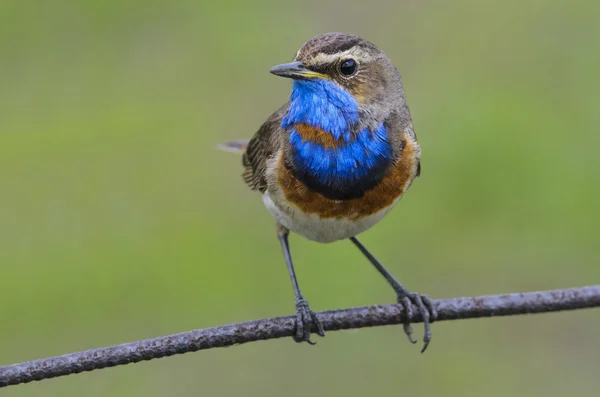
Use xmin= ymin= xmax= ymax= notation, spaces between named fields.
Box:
xmin=1 ymin=285 xmax=599 ymax=388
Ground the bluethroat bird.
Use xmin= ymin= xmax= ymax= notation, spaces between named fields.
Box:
xmin=219 ymin=32 xmax=437 ymax=352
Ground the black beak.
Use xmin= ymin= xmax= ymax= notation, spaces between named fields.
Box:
xmin=269 ymin=61 xmax=324 ymax=80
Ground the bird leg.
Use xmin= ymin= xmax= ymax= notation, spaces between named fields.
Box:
xmin=277 ymin=224 xmax=325 ymax=344
xmin=349 ymin=236 xmax=437 ymax=352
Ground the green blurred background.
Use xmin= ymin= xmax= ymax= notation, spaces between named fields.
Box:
xmin=1 ymin=1 xmax=599 ymax=396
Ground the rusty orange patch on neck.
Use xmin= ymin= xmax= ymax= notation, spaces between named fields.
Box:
xmin=277 ymin=130 xmax=419 ymax=220
xmin=294 ymin=123 xmax=347 ymax=148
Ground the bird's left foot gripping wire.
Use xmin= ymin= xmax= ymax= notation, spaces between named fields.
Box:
xmin=349 ymin=236 xmax=437 ymax=352
xmin=395 ymin=289 xmax=437 ymax=352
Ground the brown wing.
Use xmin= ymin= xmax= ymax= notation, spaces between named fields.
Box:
xmin=242 ymin=104 xmax=289 ymax=192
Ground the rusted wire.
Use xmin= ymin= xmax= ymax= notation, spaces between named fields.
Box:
xmin=1 ymin=285 xmax=599 ymax=388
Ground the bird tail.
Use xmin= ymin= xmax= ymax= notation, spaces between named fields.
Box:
xmin=216 ymin=139 xmax=250 ymax=154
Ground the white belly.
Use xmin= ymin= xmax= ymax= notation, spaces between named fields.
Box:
xmin=262 ymin=192 xmax=398 ymax=243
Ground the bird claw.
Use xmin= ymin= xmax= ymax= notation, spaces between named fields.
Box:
xmin=293 ymin=299 xmax=325 ymax=344
xmin=397 ymin=291 xmax=437 ymax=353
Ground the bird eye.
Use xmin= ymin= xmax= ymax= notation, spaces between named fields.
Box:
xmin=340 ymin=59 xmax=357 ymax=76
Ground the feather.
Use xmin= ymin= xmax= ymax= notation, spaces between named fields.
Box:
xmin=216 ymin=140 xmax=250 ymax=154
xmin=240 ymin=104 xmax=289 ymax=192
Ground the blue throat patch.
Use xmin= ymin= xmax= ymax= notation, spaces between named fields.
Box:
xmin=283 ymin=79 xmax=393 ymax=200
xmin=282 ymin=79 xmax=359 ymax=140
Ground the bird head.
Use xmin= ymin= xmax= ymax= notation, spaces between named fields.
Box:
xmin=270 ymin=32 xmax=407 ymax=137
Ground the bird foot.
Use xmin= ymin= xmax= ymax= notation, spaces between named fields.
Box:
xmin=293 ymin=298 xmax=325 ymax=344
xmin=396 ymin=291 xmax=437 ymax=353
